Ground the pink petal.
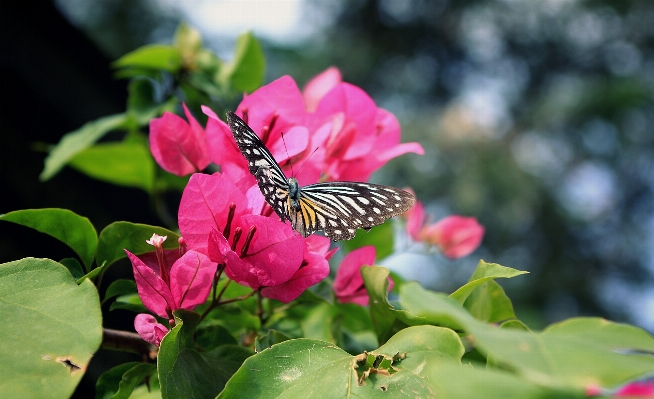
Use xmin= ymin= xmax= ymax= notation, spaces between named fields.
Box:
xmin=178 ymin=173 xmax=251 ymax=255
xmin=134 ymin=313 xmax=169 ymax=346
xmin=260 ymin=247 xmax=330 ymax=303
xmin=333 ymin=246 xmax=376 ymax=298
xmin=236 ymin=76 xmax=307 ymax=132
xmin=182 ymin=103 xmax=211 ymax=168
xmin=203 ymin=106 xmax=245 ymax=168
xmin=315 ymin=83 xmax=378 ymax=160
xmin=125 ymin=250 xmax=175 ymax=318
xmin=616 ymin=381 xmax=654 ymax=397
xmin=305 ymin=235 xmax=337 ymax=260
xmin=303 ymin=67 xmax=342 ymax=112
xmin=406 ymin=200 xmax=426 ymax=241
xmin=229 ymin=214 xmax=305 ymax=288
xmin=169 ymin=250 xmax=217 ymax=311
xmin=149 ymin=105 xmax=209 ymax=176
xmin=425 ymin=216 xmax=485 ymax=259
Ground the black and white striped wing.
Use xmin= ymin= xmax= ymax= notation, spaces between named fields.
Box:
xmin=226 ymin=112 xmax=290 ymax=221
xmin=294 ymin=182 xmax=416 ymax=241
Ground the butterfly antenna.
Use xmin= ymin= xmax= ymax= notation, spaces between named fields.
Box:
xmin=295 ymin=147 xmax=319 ymax=177
xmin=280 ymin=132 xmax=296 ymax=177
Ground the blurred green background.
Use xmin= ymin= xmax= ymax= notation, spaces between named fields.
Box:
xmin=2 ymin=0 xmax=653 ymax=336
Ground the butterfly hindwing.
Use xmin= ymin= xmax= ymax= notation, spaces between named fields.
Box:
xmin=299 ymin=182 xmax=415 ymax=241
xmin=226 ymin=111 xmax=416 ymax=241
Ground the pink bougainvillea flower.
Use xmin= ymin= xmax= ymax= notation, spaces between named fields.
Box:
xmin=405 ymin=194 xmax=426 ymax=242
xmin=260 ymin=235 xmax=338 ymax=303
xmin=149 ymin=103 xmax=210 ymax=176
xmin=302 ymin=66 xmax=342 ymax=112
xmin=201 ymin=69 xmax=421 ymax=190
xmin=202 ymin=89 xmax=320 ymax=190
xmin=333 ymin=246 xmax=393 ymax=306
xmin=179 ymin=172 xmax=334 ymax=303
xmin=616 ymin=381 xmax=654 ymax=397
xmin=134 ymin=313 xmax=168 ymax=347
xmin=310 ymin=81 xmax=425 ymax=182
xmin=125 ymin=234 xmax=217 ymax=319
xmin=422 ymin=216 xmax=485 ymax=259
xmin=406 ymin=197 xmax=484 ymax=259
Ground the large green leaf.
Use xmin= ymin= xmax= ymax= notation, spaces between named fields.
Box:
xmin=41 ymin=113 xmax=127 ymax=181
xmin=158 ymin=310 xmax=253 ymax=399
xmin=96 ymin=222 xmax=179 ymax=268
xmin=426 ymin=366 xmax=577 ymax=399
xmin=219 ymin=326 xmax=462 ymax=398
xmin=0 ymin=209 xmax=97 ymax=270
xmin=68 ymin=141 xmax=155 ymax=192
xmin=397 ymin=282 xmax=654 ymax=389
xmin=219 ymin=32 xmax=265 ymax=93
xmin=0 ymin=258 xmax=102 ymax=398
xmin=113 ymin=44 xmax=182 ymax=72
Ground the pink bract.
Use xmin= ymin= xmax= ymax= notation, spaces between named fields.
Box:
xmin=201 ymin=68 xmax=422 ymax=186
xmin=149 ymin=103 xmax=210 ymax=176
xmin=333 ymin=246 xmax=393 ymax=306
xmin=424 ymin=216 xmax=485 ymax=259
xmin=126 ymin=248 xmax=216 ymax=319
xmin=179 ymin=172 xmax=334 ymax=303
xmin=616 ymin=381 xmax=654 ymax=397
xmin=134 ymin=313 xmax=168 ymax=347
xmin=303 ymin=66 xmax=342 ymax=112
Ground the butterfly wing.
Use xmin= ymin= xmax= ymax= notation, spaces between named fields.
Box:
xmin=297 ymin=182 xmax=416 ymax=241
xmin=227 ymin=111 xmax=416 ymax=242
xmin=226 ymin=112 xmax=291 ymax=222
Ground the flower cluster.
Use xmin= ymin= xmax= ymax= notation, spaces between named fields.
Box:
xmin=129 ymin=67 xmax=482 ymax=346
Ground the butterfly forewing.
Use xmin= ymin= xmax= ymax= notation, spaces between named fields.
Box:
xmin=226 ymin=111 xmax=416 ymax=241
xmin=226 ymin=112 xmax=290 ymax=220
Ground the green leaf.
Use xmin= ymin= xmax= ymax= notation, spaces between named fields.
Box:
xmin=126 ymin=78 xmax=168 ymax=126
xmin=0 ymin=258 xmax=102 ymax=398
xmin=95 ymin=362 xmax=156 ymax=399
xmin=220 ymin=327 xmax=462 ymax=399
xmin=397 ymin=282 xmax=470 ymax=331
xmin=397 ymin=283 xmax=654 ymax=389
xmin=113 ymin=44 xmax=182 ymax=73
xmin=77 ymin=262 xmax=107 ymax=284
xmin=450 ymin=260 xmax=528 ymax=305
xmin=41 ymin=113 xmax=127 ymax=181
xmin=159 ymin=310 xmax=252 ymax=399
xmin=463 ymin=280 xmax=517 ymax=323
xmin=342 ymin=220 xmax=394 ymax=260
xmin=68 ymin=141 xmax=155 ymax=192
xmin=103 ymin=279 xmax=137 ymax=304
xmin=255 ymin=330 xmax=292 ymax=352
xmin=427 ymin=365 xmax=576 ymax=399
xmin=219 ymin=32 xmax=265 ymax=93
xmin=195 ymin=323 xmax=238 ymax=351
xmin=59 ymin=257 xmax=85 ymax=280
xmin=96 ymin=222 xmax=179 ymax=268
xmin=361 ymin=266 xmax=408 ymax=344
xmin=110 ymin=293 xmax=147 ymax=314
xmin=0 ymin=209 xmax=97 ymax=270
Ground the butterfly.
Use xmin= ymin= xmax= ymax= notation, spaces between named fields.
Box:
xmin=226 ymin=111 xmax=416 ymax=241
